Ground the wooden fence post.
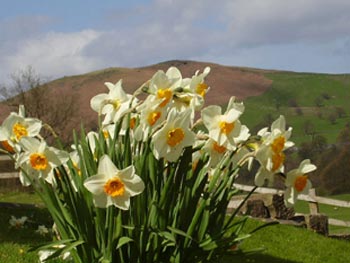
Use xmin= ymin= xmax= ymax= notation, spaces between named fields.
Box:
xmin=308 ymin=188 xmax=319 ymax=215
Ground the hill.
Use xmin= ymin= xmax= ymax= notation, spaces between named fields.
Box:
xmin=1 ymin=60 xmax=350 ymax=146
xmin=0 ymin=60 xmax=272 ymax=135
xmin=1 ymin=60 xmax=350 ymax=194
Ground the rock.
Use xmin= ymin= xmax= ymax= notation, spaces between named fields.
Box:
xmin=246 ymin=199 xmax=270 ymax=218
xmin=308 ymin=214 xmax=329 ymax=236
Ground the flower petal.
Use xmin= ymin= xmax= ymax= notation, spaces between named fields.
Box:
xmin=84 ymin=174 xmax=108 ymax=195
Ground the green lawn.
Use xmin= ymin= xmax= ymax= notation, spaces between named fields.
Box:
xmin=0 ymin=191 xmax=43 ymax=205
xmin=294 ymin=194 xmax=350 ymax=235
xmin=0 ymin=204 xmax=61 ymax=263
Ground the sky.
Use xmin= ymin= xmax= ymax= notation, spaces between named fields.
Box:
xmin=1 ymin=0 xmax=350 ymax=86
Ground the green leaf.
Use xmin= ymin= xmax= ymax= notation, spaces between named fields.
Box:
xmin=167 ymin=226 xmax=193 ymax=241
xmin=199 ymin=238 xmax=218 ymax=251
xmin=43 ymin=240 xmax=85 ymax=262
xmin=28 ymin=239 xmax=75 ymax=252
xmin=116 ymin=236 xmax=134 ymax=250
xmin=159 ymin=231 xmax=176 ymax=243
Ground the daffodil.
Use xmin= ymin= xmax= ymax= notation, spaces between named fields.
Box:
xmin=134 ymin=97 xmax=167 ymax=141
xmin=36 ymin=225 xmax=49 ymax=236
xmin=188 ymin=66 xmax=211 ymax=98
xmin=9 ymin=215 xmax=27 ymax=229
xmin=254 ymin=116 xmax=294 ymax=186
xmin=90 ymin=80 xmax=133 ymax=125
xmin=38 ymin=245 xmax=71 ymax=263
xmin=284 ymin=159 xmax=316 ymax=207
xmin=17 ymin=137 xmax=69 ymax=185
xmin=152 ymin=108 xmax=195 ymax=162
xmin=201 ymin=97 xmax=249 ymax=148
xmin=170 ymin=68 xmax=208 ymax=112
xmin=86 ymin=131 xmax=99 ymax=157
xmin=84 ymin=155 xmax=144 ymax=210
xmin=147 ymin=67 xmax=182 ymax=108
xmin=202 ymin=138 xmax=228 ymax=167
xmin=0 ymin=106 xmax=42 ymax=152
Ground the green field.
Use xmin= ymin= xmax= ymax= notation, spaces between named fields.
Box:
xmin=241 ymin=72 xmax=350 ymax=146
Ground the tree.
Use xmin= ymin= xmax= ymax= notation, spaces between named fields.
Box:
xmin=328 ymin=112 xmax=337 ymax=125
xmin=0 ymin=66 xmax=78 ymax=145
xmin=335 ymin=106 xmax=346 ymax=118
xmin=314 ymin=96 xmax=324 ymax=107
xmin=303 ymin=120 xmax=315 ymax=137
xmin=337 ymin=126 xmax=350 ymax=145
xmin=319 ymin=145 xmax=350 ymax=195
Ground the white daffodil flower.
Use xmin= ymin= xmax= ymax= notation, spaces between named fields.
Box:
xmin=0 ymin=106 xmax=42 ymax=153
xmin=86 ymin=131 xmax=99 ymax=156
xmin=90 ymin=80 xmax=133 ymax=125
xmin=38 ymin=245 xmax=71 ymax=263
xmin=189 ymin=66 xmax=211 ymax=98
xmin=9 ymin=215 xmax=28 ymax=228
xmin=152 ymin=108 xmax=195 ymax=162
xmin=255 ymin=116 xmax=294 ymax=186
xmin=284 ymin=159 xmax=316 ymax=207
xmin=201 ymin=97 xmax=249 ymax=148
xmin=147 ymin=67 xmax=182 ymax=108
xmin=171 ymin=67 xmax=210 ymax=114
xmin=134 ymin=97 xmax=167 ymax=141
xmin=202 ymin=138 xmax=228 ymax=168
xmin=17 ymin=137 xmax=69 ymax=185
xmin=36 ymin=225 xmax=49 ymax=236
xmin=84 ymin=155 xmax=144 ymax=210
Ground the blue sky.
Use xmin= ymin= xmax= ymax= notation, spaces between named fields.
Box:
xmin=1 ymin=0 xmax=350 ymax=85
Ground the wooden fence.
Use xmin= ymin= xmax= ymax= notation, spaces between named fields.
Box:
xmin=229 ymin=183 xmax=350 ymax=228
xmin=1 ymin=154 xmax=350 ymax=229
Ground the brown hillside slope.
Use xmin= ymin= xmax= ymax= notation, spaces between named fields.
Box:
xmin=0 ymin=60 xmax=272 ymax=132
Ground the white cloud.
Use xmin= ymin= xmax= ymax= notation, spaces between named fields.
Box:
xmin=1 ymin=29 xmax=102 ymax=82
xmin=1 ymin=0 xmax=350 ymax=85
xmin=224 ymin=0 xmax=350 ymax=46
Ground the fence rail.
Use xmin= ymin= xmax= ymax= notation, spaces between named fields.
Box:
xmin=230 ymin=183 xmax=350 ymax=228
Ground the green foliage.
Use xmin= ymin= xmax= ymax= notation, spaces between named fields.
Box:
xmin=318 ymin=145 xmax=350 ymax=195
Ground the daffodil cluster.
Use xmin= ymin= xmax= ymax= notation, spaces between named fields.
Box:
xmin=0 ymin=66 xmax=317 ymax=262
xmin=88 ymin=66 xmax=316 ymax=207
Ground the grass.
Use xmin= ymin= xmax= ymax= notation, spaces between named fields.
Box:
xmin=0 ymin=191 xmax=43 ymax=205
xmin=0 ymin=204 xmax=62 ymax=263
xmin=0 ymin=191 xmax=349 ymax=262
xmin=228 ymin=219 xmax=350 ymax=263
xmin=241 ymin=71 xmax=350 ymax=146
xmin=294 ymin=193 xmax=350 ymax=235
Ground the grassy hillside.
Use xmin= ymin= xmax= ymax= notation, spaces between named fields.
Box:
xmin=241 ymin=72 xmax=350 ymax=146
